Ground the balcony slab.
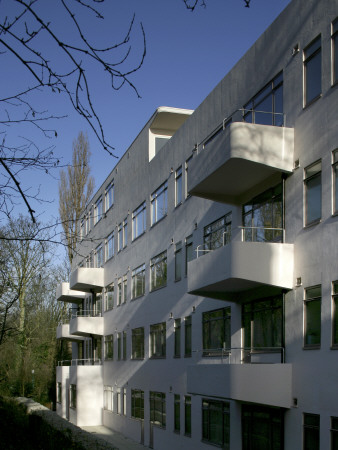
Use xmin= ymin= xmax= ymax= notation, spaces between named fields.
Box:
xmin=56 ymin=282 xmax=85 ymax=304
xmin=69 ymin=268 xmax=104 ymax=293
xmin=189 ymin=122 xmax=294 ymax=204
xmin=69 ymin=316 xmax=104 ymax=336
xmin=56 ymin=324 xmax=85 ymax=341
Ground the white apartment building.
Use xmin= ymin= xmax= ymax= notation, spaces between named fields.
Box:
xmin=56 ymin=0 xmax=338 ymax=448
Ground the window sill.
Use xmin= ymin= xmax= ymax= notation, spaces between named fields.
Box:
xmin=150 ymin=356 xmax=166 ymax=359
xmin=175 ymin=202 xmax=182 ymax=209
xmin=330 ymin=345 xmax=338 ymax=350
xmin=304 ymin=218 xmax=321 ymax=229
xmin=175 ymin=277 xmax=182 ymax=283
xmin=303 ymin=344 xmax=320 ymax=350
xmin=184 ymin=354 xmax=192 ymax=358
xmin=104 ymin=308 xmax=114 ymax=314
xmin=131 ymin=293 xmax=145 ymax=301
xmin=132 ymin=231 xmax=146 ymax=243
xmin=150 ymin=214 xmax=167 ymax=228
xmin=303 ymin=93 xmax=322 ymax=110
xmin=131 ymin=357 xmax=144 ymax=361
xmin=150 ymin=284 xmax=167 ymax=293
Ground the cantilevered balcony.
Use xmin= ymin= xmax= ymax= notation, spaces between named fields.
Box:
xmin=69 ymin=310 xmax=104 ymax=337
xmin=56 ymin=282 xmax=85 ymax=304
xmin=188 ymin=122 xmax=294 ymax=204
xmin=56 ymin=323 xmax=85 ymax=341
xmin=188 ymin=227 xmax=294 ymax=300
xmin=187 ymin=348 xmax=292 ymax=408
xmin=69 ymin=267 xmax=104 ymax=293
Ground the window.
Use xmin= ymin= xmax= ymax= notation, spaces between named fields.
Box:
xmin=304 ymin=285 xmax=321 ymax=348
xmin=122 ymin=388 xmax=127 ymax=416
xmin=304 ymin=161 xmax=321 ymax=225
xmin=151 ymin=182 xmax=168 ymax=225
xmin=131 ymin=389 xmax=144 ymax=420
xmin=80 ymin=219 xmax=84 ymax=240
xmin=331 ymin=417 xmax=338 ymax=450
xmin=304 ymin=36 xmax=321 ymax=106
xmin=116 ymin=388 xmax=121 ymax=414
xmin=185 ymin=235 xmax=193 ymax=276
xmin=94 ymin=197 xmax=103 ymax=225
xmin=303 ymin=413 xmax=320 ymax=450
xmin=105 ymin=182 xmax=114 ymax=211
xmin=94 ymin=292 xmax=102 ymax=316
xmin=105 ymin=335 xmax=114 ymax=360
xmin=150 ymin=250 xmax=167 ymax=291
xmin=243 ymin=184 xmax=283 ymax=242
xmin=185 ymin=316 xmax=192 ymax=357
xmin=202 ymin=399 xmax=230 ymax=448
xmin=204 ymin=213 xmax=232 ymax=252
xmin=243 ymin=296 xmax=283 ymax=357
xmin=150 ymin=391 xmax=166 ymax=428
xmin=95 ymin=244 xmax=103 ymax=268
xmin=175 ymin=242 xmax=182 ymax=281
xmin=333 ymin=150 xmax=338 ymax=214
xmin=203 ymin=307 xmax=231 ymax=356
xmin=106 ymin=232 xmax=114 ymax=260
xmin=87 ymin=251 xmax=93 ymax=268
xmin=132 ymin=264 xmax=145 ymax=299
xmin=244 ymin=72 xmax=283 ymax=126
xmin=123 ymin=275 xmax=127 ymax=303
xmin=132 ymin=202 xmax=146 ymax=239
xmin=174 ymin=319 xmax=181 ymax=358
xmin=132 ymin=327 xmax=144 ymax=359
xmin=57 ymin=382 xmax=62 ymax=403
xmin=333 ymin=18 xmax=338 ymax=84
xmin=123 ymin=331 xmax=127 ymax=360
xmin=174 ymin=395 xmax=180 ymax=433
xmin=118 ymin=223 xmax=123 ymax=251
xmin=86 ymin=209 xmax=92 ymax=234
xmin=105 ymin=283 xmax=114 ymax=311
xmin=104 ymin=386 xmax=113 ymax=411
xmin=117 ymin=278 xmax=122 ymax=306
xmin=333 ymin=281 xmax=338 ymax=347
xmin=70 ymin=384 xmax=76 ymax=409
xmin=184 ymin=396 xmax=191 ymax=436
xmin=150 ymin=322 xmax=166 ymax=358
xmin=185 ymin=156 xmax=193 ymax=199
xmin=123 ymin=218 xmax=128 ymax=247
xmin=175 ymin=166 xmax=182 ymax=206
xmin=117 ymin=332 xmax=122 ymax=360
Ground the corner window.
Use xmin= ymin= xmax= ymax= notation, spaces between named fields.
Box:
xmin=131 ymin=264 xmax=145 ymax=299
xmin=304 ymin=36 xmax=321 ymax=106
xmin=332 ymin=18 xmax=338 ymax=85
xmin=174 ymin=319 xmax=181 ymax=358
xmin=203 ymin=307 xmax=231 ymax=356
xmin=105 ymin=182 xmax=114 ymax=211
xmin=332 ymin=281 xmax=338 ymax=347
xmin=150 ymin=391 xmax=166 ymax=428
xmin=175 ymin=242 xmax=182 ymax=281
xmin=304 ymin=285 xmax=321 ymax=348
xmin=70 ymin=384 xmax=77 ymax=409
xmin=184 ymin=316 xmax=192 ymax=357
xmin=304 ymin=161 xmax=321 ymax=226
xmin=105 ymin=283 xmax=114 ymax=311
xmin=151 ymin=182 xmax=168 ymax=225
xmin=150 ymin=251 xmax=167 ymax=291
xmin=333 ymin=150 xmax=338 ymax=214
xmin=303 ymin=413 xmax=320 ymax=450
xmin=132 ymin=202 xmax=146 ymax=240
xmin=131 ymin=389 xmax=144 ymax=419
xmin=150 ymin=322 xmax=166 ymax=358
xmin=105 ymin=335 xmax=114 ymax=360
xmin=202 ymin=399 xmax=230 ymax=448
xmin=175 ymin=166 xmax=182 ymax=206
xmin=105 ymin=232 xmax=114 ymax=260
xmin=244 ymin=72 xmax=283 ymax=126
xmin=94 ymin=197 xmax=103 ymax=225
xmin=131 ymin=327 xmax=144 ymax=359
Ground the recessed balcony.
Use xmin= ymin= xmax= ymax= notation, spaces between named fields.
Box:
xmin=69 ymin=267 xmax=104 ymax=293
xmin=56 ymin=323 xmax=85 ymax=341
xmin=187 ymin=357 xmax=292 ymax=409
xmin=56 ymin=282 xmax=85 ymax=304
xmin=188 ymin=228 xmax=294 ymax=300
xmin=69 ymin=311 xmax=104 ymax=337
xmin=188 ymin=122 xmax=294 ymax=204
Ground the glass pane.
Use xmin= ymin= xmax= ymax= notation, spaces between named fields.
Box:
xmin=334 ymin=33 xmax=338 ymax=84
xmin=306 ymin=174 xmax=321 ymax=224
xmin=306 ymin=51 xmax=321 ymax=104
xmin=305 ymin=300 xmax=321 ymax=345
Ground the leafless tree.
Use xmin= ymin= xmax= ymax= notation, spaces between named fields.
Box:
xmin=0 ymin=0 xmax=146 ymax=223
xmin=183 ymin=0 xmax=251 ymax=12
xmin=59 ymin=131 xmax=94 ymax=265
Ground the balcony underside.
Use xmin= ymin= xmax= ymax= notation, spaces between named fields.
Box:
xmin=188 ymin=122 xmax=294 ymax=204
xmin=69 ymin=316 xmax=104 ymax=337
xmin=187 ymin=363 xmax=292 ymax=409
xmin=69 ymin=268 xmax=104 ymax=293
xmin=56 ymin=282 xmax=85 ymax=304
xmin=56 ymin=324 xmax=85 ymax=341
xmin=188 ymin=241 xmax=294 ymax=301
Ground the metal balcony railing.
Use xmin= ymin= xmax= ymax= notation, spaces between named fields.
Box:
xmin=195 ymin=226 xmax=285 ymax=258
xmin=71 ymin=309 xmax=102 ymax=319
xmin=193 ymin=346 xmax=285 ymax=364
xmin=57 ymin=358 xmax=102 ymax=366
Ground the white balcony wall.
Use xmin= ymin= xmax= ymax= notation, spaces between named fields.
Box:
xmin=56 ymin=324 xmax=85 ymax=341
xmin=56 ymin=282 xmax=85 ymax=304
xmin=69 ymin=316 xmax=104 ymax=337
xmin=69 ymin=268 xmax=104 ymax=292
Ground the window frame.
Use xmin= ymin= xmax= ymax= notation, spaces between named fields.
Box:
xmin=131 ymin=389 xmax=144 ymax=420
xmin=174 ymin=318 xmax=181 ymax=358
xmin=304 ymin=285 xmax=321 ymax=349
xmin=117 ymin=277 xmax=122 ymax=306
xmin=332 ymin=150 xmax=338 ymax=215
xmin=105 ymin=232 xmax=114 ymax=261
xmin=174 ymin=394 xmax=180 ymax=433
xmin=332 ymin=18 xmax=338 ymax=85
xmin=105 ymin=182 xmax=114 ymax=212
xmin=175 ymin=241 xmax=182 ymax=282
xmin=105 ymin=283 xmax=114 ymax=311
xmin=131 ymin=264 xmax=145 ymax=299
xmin=150 ymin=250 xmax=167 ymax=291
xmin=56 ymin=382 xmax=62 ymax=403
xmin=204 ymin=213 xmax=232 ymax=251
xmin=131 ymin=327 xmax=144 ymax=359
xmin=202 ymin=399 xmax=230 ymax=449
xmin=185 ymin=235 xmax=193 ymax=276
xmin=185 ymin=156 xmax=193 ymax=199
xmin=149 ymin=391 xmax=166 ymax=428
xmin=151 ymin=181 xmax=168 ymax=225
xmin=95 ymin=243 xmax=103 ymax=268
xmin=104 ymin=334 xmax=114 ymax=360
xmin=202 ymin=307 xmax=231 ymax=356
xmin=132 ymin=201 xmax=146 ymax=240
xmin=331 ymin=416 xmax=338 ymax=450
xmin=94 ymin=197 xmax=103 ymax=225
xmin=303 ymin=413 xmax=320 ymax=450
xmin=332 ymin=281 xmax=338 ymax=348
xmin=150 ymin=322 xmax=166 ymax=358
xmin=184 ymin=396 xmax=191 ymax=437
xmin=304 ymin=35 xmax=322 ymax=107
xmin=304 ymin=161 xmax=322 ymax=226
xmin=175 ymin=166 xmax=182 ymax=206
xmin=70 ymin=384 xmax=77 ymax=409
xmin=104 ymin=385 xmax=113 ymax=411
xmin=184 ymin=316 xmax=192 ymax=357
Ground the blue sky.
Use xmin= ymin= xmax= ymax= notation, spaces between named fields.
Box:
xmin=1 ymin=0 xmax=291 ymax=240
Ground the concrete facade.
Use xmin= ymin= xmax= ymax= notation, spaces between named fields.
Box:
xmin=56 ymin=0 xmax=338 ymax=448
